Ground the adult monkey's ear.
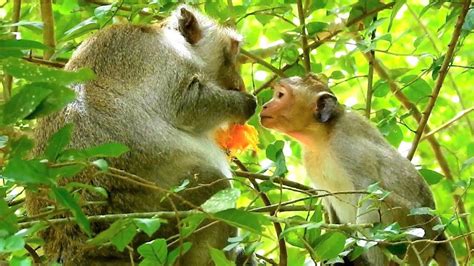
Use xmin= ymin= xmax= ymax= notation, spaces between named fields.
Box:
xmin=178 ymin=7 xmax=203 ymax=45
xmin=314 ymin=91 xmax=338 ymax=123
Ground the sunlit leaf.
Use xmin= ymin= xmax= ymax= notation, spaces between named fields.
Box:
xmin=313 ymin=232 xmax=347 ymax=261
xmin=201 ymin=188 xmax=240 ymax=213
xmin=52 ymin=187 xmax=91 ymax=235
xmin=1 ymin=57 xmax=95 ymax=84
xmin=138 ymin=238 xmax=168 ymax=265
xmin=209 ymin=247 xmax=234 ymax=266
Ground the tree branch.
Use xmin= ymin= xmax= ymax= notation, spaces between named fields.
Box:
xmin=40 ymin=0 xmax=55 ymax=60
xmin=240 ymin=49 xmax=287 ymax=77
xmin=232 ymin=158 xmax=287 ymax=266
xmin=296 ymin=0 xmax=311 ymax=73
xmin=365 ymin=15 xmax=377 ymax=119
xmin=407 ymin=4 xmax=474 ymax=135
xmin=361 ymin=44 xmax=474 ymax=254
xmin=407 ymin=0 xmax=472 ymax=160
xmin=421 ymin=107 xmax=474 ymax=141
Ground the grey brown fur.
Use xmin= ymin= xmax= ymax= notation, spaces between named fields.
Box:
xmin=260 ymin=74 xmax=457 ymax=266
xmin=26 ymin=5 xmax=255 ymax=265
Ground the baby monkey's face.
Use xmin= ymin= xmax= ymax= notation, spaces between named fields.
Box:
xmin=260 ymin=74 xmax=338 ymax=134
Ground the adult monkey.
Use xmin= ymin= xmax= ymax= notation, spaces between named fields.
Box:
xmin=260 ymin=74 xmax=457 ymax=266
xmin=26 ymin=5 xmax=256 ymax=265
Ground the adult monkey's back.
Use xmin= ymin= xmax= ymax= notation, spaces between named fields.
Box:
xmin=26 ymin=5 xmax=256 ymax=265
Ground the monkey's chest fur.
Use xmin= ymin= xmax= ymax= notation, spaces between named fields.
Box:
xmin=304 ymin=149 xmax=357 ymax=224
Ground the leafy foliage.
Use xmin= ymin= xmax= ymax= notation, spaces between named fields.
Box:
xmin=1 ymin=0 xmax=473 ymax=265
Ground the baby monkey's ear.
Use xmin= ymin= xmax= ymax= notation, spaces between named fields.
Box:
xmin=314 ymin=91 xmax=338 ymax=123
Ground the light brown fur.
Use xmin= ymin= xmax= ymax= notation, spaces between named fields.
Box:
xmin=260 ymin=74 xmax=457 ymax=266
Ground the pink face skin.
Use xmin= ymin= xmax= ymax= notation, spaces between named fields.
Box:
xmin=260 ymin=77 xmax=317 ymax=134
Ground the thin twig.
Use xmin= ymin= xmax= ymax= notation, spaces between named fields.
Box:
xmin=24 ymin=56 xmax=65 ymax=68
xmin=421 ymin=107 xmax=474 ymax=141
xmin=365 ymin=15 xmax=377 ymax=119
xmin=240 ymin=49 xmax=287 ymax=77
xmin=85 ymin=0 xmax=164 ymax=20
xmin=252 ymin=2 xmax=395 ymax=95
xmin=233 ymin=158 xmax=288 ymax=266
xmin=407 ymin=0 xmax=472 ymax=160
xmin=407 ymin=4 xmax=474 ymax=135
xmin=234 ymin=170 xmax=315 ymax=193
xmin=307 ymin=2 xmax=395 ymax=51
xmin=24 ymin=244 xmax=41 ymax=264
xmin=360 ymin=39 xmax=474 ymax=254
xmin=296 ymin=0 xmax=310 ymax=73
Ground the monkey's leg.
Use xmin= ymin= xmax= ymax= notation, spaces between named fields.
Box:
xmin=354 ymin=198 xmax=386 ymax=266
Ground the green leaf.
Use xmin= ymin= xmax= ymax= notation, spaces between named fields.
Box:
xmin=2 ymin=83 xmax=53 ymax=124
xmin=266 ymin=141 xmax=288 ymax=177
xmin=138 ymin=238 xmax=168 ymax=265
xmin=0 ymin=39 xmax=47 ymax=50
xmin=27 ymin=84 xmax=76 ymax=119
xmin=313 ymin=232 xmax=347 ymax=261
xmin=409 ymin=207 xmax=435 ymax=216
xmin=88 ymin=219 xmax=132 ymax=246
xmin=462 ymin=9 xmax=474 ymax=31
xmin=329 ymin=70 xmax=345 ymax=80
xmin=9 ymin=256 xmax=32 ymax=266
xmin=282 ymin=216 xmax=309 ymax=248
xmin=387 ymin=0 xmax=406 ymax=32
xmin=49 ymin=164 xmax=86 ymax=179
xmin=179 ymin=214 xmax=206 ymax=239
xmin=255 ymin=15 xmax=273 ymax=26
xmin=65 ymin=182 xmax=108 ymax=198
xmin=83 ymin=142 xmax=129 ymax=158
xmin=306 ymin=206 xmax=324 ymax=245
xmin=214 ymin=209 xmax=269 ymax=235
xmin=400 ymin=76 xmax=431 ymax=105
xmin=3 ymin=158 xmax=52 ymax=185
xmin=201 ymin=188 xmax=240 ymax=213
xmin=347 ymin=0 xmax=384 ymax=28
xmin=9 ymin=136 xmax=34 ymax=159
xmin=2 ymin=235 xmax=24 ymax=252
xmin=92 ymin=159 xmax=108 ymax=172
xmin=307 ymin=22 xmax=328 ymax=37
xmin=209 ymin=247 xmax=234 ymax=266
xmin=266 ymin=140 xmax=285 ymax=161
xmin=0 ymin=199 xmax=18 ymax=235
xmin=418 ymin=169 xmax=444 ymax=185
xmin=61 ymin=18 xmax=100 ymax=41
xmin=111 ymin=222 xmax=137 ymax=252
xmin=45 ymin=124 xmax=74 ymax=161
xmin=52 ymin=187 xmax=91 ymax=235
xmin=373 ymin=80 xmax=389 ymax=97
xmin=166 ymin=242 xmax=192 ymax=266
xmin=461 ymin=157 xmax=474 ymax=172
xmin=1 ymin=57 xmax=95 ymax=84
xmin=134 ymin=218 xmax=162 ymax=237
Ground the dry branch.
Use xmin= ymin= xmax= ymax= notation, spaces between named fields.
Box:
xmin=407 ymin=0 xmax=472 ymax=160
xmin=296 ymin=0 xmax=311 ymax=73
xmin=361 ymin=47 xmax=474 ymax=254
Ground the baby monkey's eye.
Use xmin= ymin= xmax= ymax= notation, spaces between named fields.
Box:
xmin=277 ymin=92 xmax=284 ymax=98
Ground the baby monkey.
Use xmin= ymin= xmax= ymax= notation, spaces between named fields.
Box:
xmin=260 ymin=74 xmax=456 ymax=266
